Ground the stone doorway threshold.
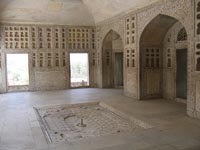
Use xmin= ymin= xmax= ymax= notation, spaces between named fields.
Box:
xmin=175 ymin=98 xmax=187 ymax=104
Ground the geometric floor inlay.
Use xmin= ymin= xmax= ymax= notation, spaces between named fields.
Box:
xmin=34 ymin=102 xmax=140 ymax=143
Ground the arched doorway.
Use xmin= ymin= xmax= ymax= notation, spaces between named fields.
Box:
xmin=102 ymin=30 xmax=123 ymax=88
xmin=139 ymin=14 xmax=188 ymax=102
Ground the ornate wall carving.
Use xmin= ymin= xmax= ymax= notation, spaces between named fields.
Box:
xmin=0 ymin=24 xmax=96 ymax=92
xmin=96 ymin=0 xmax=199 ymax=119
xmin=137 ymin=0 xmax=193 ymax=40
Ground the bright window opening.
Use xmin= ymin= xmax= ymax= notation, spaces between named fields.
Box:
xmin=70 ymin=53 xmax=89 ymax=87
xmin=7 ymin=54 xmax=29 ymax=86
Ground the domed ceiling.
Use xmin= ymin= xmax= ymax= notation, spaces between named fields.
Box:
xmin=0 ymin=0 xmax=159 ymax=26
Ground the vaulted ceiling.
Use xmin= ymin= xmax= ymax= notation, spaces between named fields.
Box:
xmin=0 ymin=0 xmax=159 ymax=26
xmin=141 ymin=15 xmax=178 ymax=45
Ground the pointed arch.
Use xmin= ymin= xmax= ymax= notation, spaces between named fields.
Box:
xmin=139 ymin=14 xmax=188 ymax=101
xmin=101 ymin=29 xmax=123 ymax=88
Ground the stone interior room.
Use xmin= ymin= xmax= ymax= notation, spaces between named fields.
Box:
xmin=0 ymin=0 xmax=200 ymax=150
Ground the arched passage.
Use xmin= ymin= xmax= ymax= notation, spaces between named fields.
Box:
xmin=102 ymin=30 xmax=123 ymax=88
xmin=140 ymin=14 xmax=188 ymax=102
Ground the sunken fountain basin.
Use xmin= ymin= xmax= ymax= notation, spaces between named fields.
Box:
xmin=34 ymin=102 xmax=151 ymax=143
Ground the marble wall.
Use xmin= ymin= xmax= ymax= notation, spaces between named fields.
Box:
xmin=96 ymin=0 xmax=200 ymax=119
xmin=0 ymin=24 xmax=97 ymax=92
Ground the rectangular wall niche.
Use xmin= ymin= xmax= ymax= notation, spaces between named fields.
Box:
xmin=62 ymin=52 xmax=66 ymax=67
xmin=196 ymin=1 xmax=200 ymax=71
xmin=166 ymin=49 xmax=172 ymax=68
xmin=131 ymin=49 xmax=135 ymax=68
xmin=32 ymin=53 xmax=36 ymax=67
xmin=2 ymin=25 xmax=95 ymax=51
xmin=31 ymin=27 xmax=37 ymax=49
xmin=126 ymin=49 xmax=130 ymax=67
xmin=125 ymin=15 xmax=136 ymax=46
xmin=126 ymin=49 xmax=136 ymax=68
xmin=0 ymin=53 xmax=1 ymax=68
xmin=47 ymin=52 xmax=52 ymax=67
xmin=54 ymin=28 xmax=60 ymax=49
xmin=4 ymin=26 xmax=29 ymax=49
xmin=196 ymin=0 xmax=200 ymax=35
xmin=31 ymin=51 xmax=67 ymax=68
xmin=92 ymin=52 xmax=96 ymax=66
xmin=39 ymin=52 xmax=44 ymax=67
xmin=91 ymin=29 xmax=96 ymax=49
xmin=68 ymin=28 xmax=91 ymax=49
xmin=39 ymin=27 xmax=44 ymax=49
xmin=61 ymin=28 xmax=67 ymax=49
xmin=106 ymin=51 xmax=110 ymax=66
xmin=196 ymin=43 xmax=200 ymax=71
xmin=46 ymin=28 xmax=52 ymax=49
xmin=145 ymin=48 xmax=160 ymax=68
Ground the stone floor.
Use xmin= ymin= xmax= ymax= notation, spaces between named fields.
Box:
xmin=0 ymin=88 xmax=200 ymax=150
